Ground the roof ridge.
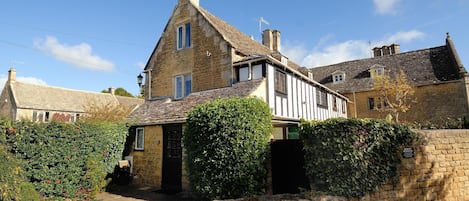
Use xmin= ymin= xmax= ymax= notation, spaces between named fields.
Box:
xmin=195 ymin=5 xmax=273 ymax=56
xmin=11 ymin=80 xmax=138 ymax=99
xmin=312 ymin=45 xmax=447 ymax=69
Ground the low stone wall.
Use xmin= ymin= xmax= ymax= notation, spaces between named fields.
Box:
xmin=359 ymin=129 xmax=469 ymax=201
xmin=223 ymin=129 xmax=469 ymax=201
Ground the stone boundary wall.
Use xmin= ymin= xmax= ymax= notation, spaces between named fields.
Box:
xmin=225 ymin=130 xmax=469 ymax=201
xmin=356 ymin=129 xmax=469 ymax=201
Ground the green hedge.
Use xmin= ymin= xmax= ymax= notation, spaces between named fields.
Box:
xmin=300 ymin=118 xmax=418 ymax=198
xmin=184 ymin=97 xmax=272 ymax=200
xmin=3 ymin=120 xmax=128 ymax=200
xmin=0 ymin=122 xmax=40 ymax=201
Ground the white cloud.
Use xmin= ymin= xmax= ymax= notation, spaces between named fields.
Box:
xmin=283 ymin=30 xmax=425 ymax=68
xmin=373 ymin=0 xmax=401 ymax=15
xmin=135 ymin=62 xmax=146 ymax=70
xmin=34 ymin=36 xmax=115 ymax=71
xmin=0 ymin=75 xmax=47 ymax=92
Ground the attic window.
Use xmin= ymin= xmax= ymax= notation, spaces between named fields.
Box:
xmin=332 ymin=71 xmax=345 ymax=84
xmin=370 ymin=65 xmax=385 ymax=78
xmin=177 ymin=23 xmax=191 ymax=50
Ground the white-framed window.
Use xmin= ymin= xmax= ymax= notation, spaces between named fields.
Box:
xmin=175 ymin=74 xmax=192 ymax=99
xmin=239 ymin=67 xmax=250 ymax=81
xmin=177 ymin=23 xmax=191 ymax=50
xmin=135 ymin=127 xmax=145 ymax=150
xmin=332 ymin=70 xmax=345 ymax=84
xmin=238 ymin=64 xmax=264 ymax=82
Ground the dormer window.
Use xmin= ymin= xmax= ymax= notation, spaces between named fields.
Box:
xmin=308 ymin=72 xmax=313 ymax=80
xmin=370 ymin=64 xmax=385 ymax=78
xmin=177 ymin=23 xmax=191 ymax=50
xmin=332 ymin=70 xmax=345 ymax=84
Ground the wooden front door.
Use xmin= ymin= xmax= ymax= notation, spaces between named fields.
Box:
xmin=162 ymin=124 xmax=183 ymax=193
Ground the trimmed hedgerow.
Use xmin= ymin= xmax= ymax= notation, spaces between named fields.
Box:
xmin=184 ymin=97 xmax=272 ymax=200
xmin=300 ymin=118 xmax=418 ymax=198
xmin=3 ymin=120 xmax=128 ymax=200
xmin=0 ymin=121 xmax=40 ymax=201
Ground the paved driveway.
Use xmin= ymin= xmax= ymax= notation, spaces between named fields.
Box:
xmin=97 ymin=185 xmax=194 ymax=201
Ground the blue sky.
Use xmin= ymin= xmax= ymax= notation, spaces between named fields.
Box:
xmin=1 ymin=0 xmax=468 ymax=96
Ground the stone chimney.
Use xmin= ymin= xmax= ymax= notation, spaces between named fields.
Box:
xmin=108 ymin=87 xmax=115 ymax=95
xmin=272 ymin=30 xmax=281 ymax=52
xmin=262 ymin=29 xmax=273 ymax=50
xmin=179 ymin=0 xmax=199 ymax=7
xmin=390 ymin=44 xmax=400 ymax=54
xmin=8 ymin=68 xmax=16 ymax=82
xmin=262 ymin=29 xmax=281 ymax=52
xmin=373 ymin=44 xmax=400 ymax=57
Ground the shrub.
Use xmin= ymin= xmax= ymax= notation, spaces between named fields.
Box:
xmin=300 ymin=118 xmax=418 ymax=198
xmin=184 ymin=97 xmax=272 ymax=200
xmin=0 ymin=120 xmax=40 ymax=201
xmin=4 ymin=121 xmax=128 ymax=199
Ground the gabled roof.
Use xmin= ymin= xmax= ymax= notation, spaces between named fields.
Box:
xmin=8 ymin=81 xmax=143 ymax=113
xmin=196 ymin=7 xmax=273 ymax=57
xmin=145 ymin=1 xmax=301 ymax=70
xmin=127 ymin=79 xmax=264 ymax=125
xmin=309 ymin=37 xmax=466 ymax=93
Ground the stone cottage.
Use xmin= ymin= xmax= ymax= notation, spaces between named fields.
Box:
xmin=308 ymin=33 xmax=469 ymax=124
xmin=0 ymin=68 xmax=143 ymax=122
xmin=127 ymin=0 xmax=348 ymax=191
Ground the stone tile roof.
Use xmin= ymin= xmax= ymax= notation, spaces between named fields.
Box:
xmin=196 ymin=6 xmax=301 ymax=71
xmin=128 ymin=79 xmax=264 ymax=125
xmin=10 ymin=81 xmax=143 ymax=112
xmin=309 ymin=44 xmax=466 ymax=93
xmin=197 ymin=7 xmax=273 ymax=57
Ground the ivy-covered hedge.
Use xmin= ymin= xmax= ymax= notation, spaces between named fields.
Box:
xmin=2 ymin=120 xmax=128 ymax=200
xmin=300 ymin=118 xmax=418 ymax=198
xmin=184 ymin=97 xmax=273 ymax=200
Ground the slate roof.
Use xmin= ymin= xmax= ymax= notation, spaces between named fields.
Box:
xmin=127 ymin=79 xmax=264 ymax=125
xmin=9 ymin=81 xmax=143 ymax=112
xmin=309 ymin=41 xmax=466 ymax=93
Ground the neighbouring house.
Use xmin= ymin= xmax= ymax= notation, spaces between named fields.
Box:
xmin=126 ymin=0 xmax=348 ymax=192
xmin=307 ymin=33 xmax=469 ymax=124
xmin=0 ymin=68 xmax=144 ymax=122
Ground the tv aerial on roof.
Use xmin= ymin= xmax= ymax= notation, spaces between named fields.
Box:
xmin=259 ymin=17 xmax=270 ymax=34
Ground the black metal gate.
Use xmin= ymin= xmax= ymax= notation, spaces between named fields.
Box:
xmin=270 ymin=139 xmax=310 ymax=194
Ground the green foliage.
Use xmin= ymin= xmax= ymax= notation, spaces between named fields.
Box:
xmin=184 ymin=97 xmax=273 ymax=200
xmin=300 ymin=118 xmax=418 ymax=198
xmin=0 ymin=120 xmax=40 ymax=201
xmin=101 ymin=87 xmax=134 ymax=97
xmin=3 ymin=120 xmax=128 ymax=199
